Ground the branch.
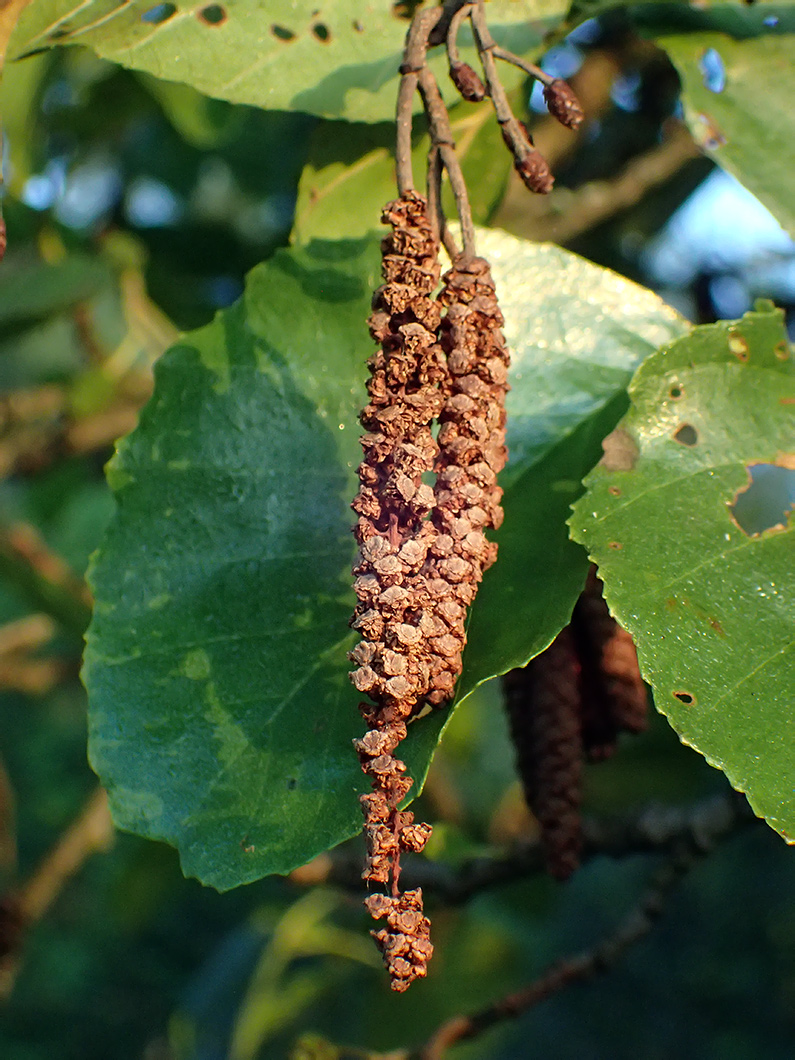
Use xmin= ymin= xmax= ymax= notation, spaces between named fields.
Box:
xmin=0 ymin=523 xmax=92 ymax=637
xmin=0 ymin=787 xmax=114 ymax=998
xmin=411 ymin=794 xmax=747 ymax=1059
xmin=291 ymin=792 xmax=755 ymax=904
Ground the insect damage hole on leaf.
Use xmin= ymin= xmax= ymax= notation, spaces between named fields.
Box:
xmin=728 ymin=461 xmax=795 ymax=536
xmin=197 ymin=4 xmax=227 ymax=27
xmin=141 ymin=3 xmax=176 ymax=23
xmin=271 ymin=24 xmax=296 ymax=41
xmin=673 ymin=424 xmax=698 ymax=447
xmin=673 ymin=690 xmax=696 ymax=705
xmin=312 ymin=23 xmax=331 ymax=43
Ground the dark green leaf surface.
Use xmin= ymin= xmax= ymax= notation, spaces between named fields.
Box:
xmin=85 ymin=230 xmax=685 ymax=888
xmin=570 ymin=303 xmax=795 ymax=841
xmin=640 ymin=5 xmax=795 ymax=234
xmin=9 ymin=0 xmax=554 ymax=123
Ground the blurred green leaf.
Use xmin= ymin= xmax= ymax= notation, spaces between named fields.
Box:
xmin=0 ymin=256 xmax=112 ymax=330
xmin=635 ymin=5 xmax=795 ymax=234
xmin=570 ymin=301 xmax=795 ymax=841
xmin=84 ymin=229 xmax=685 ymax=888
xmin=10 ymin=0 xmax=555 ymax=123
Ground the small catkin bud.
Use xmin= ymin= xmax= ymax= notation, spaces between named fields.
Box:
xmin=515 ymin=151 xmax=554 ymax=194
xmin=449 ymin=60 xmax=487 ymax=102
xmin=543 ymin=78 xmax=585 ymax=130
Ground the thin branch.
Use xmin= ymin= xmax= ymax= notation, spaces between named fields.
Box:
xmin=396 ymin=8 xmax=443 ymax=195
xmin=0 ymin=523 xmax=92 ymax=637
xmin=0 ymin=787 xmax=114 ymax=998
xmin=490 ymin=45 xmax=553 ymax=87
xmin=445 ymin=2 xmax=472 ymax=67
xmin=291 ymin=793 xmax=755 ymax=905
xmin=417 ymin=66 xmax=476 ymax=257
xmin=412 ymin=796 xmax=747 ymax=1059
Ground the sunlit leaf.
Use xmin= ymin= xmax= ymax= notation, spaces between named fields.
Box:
xmin=570 ymin=301 xmax=795 ymax=841
xmin=85 ymin=229 xmax=685 ymax=888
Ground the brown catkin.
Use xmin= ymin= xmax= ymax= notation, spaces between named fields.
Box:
xmin=350 ymin=203 xmax=511 ymax=989
xmin=503 ymin=628 xmax=584 ymax=881
xmin=572 ymin=567 xmax=648 ymax=760
xmin=350 ymin=192 xmax=443 ymax=990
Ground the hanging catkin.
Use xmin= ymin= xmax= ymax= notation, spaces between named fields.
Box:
xmin=350 ymin=191 xmax=441 ymax=991
xmin=572 ymin=567 xmax=648 ymax=760
xmin=503 ymin=628 xmax=584 ymax=880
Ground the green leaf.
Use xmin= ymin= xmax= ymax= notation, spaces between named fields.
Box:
xmin=9 ymin=0 xmax=556 ymax=123
xmin=0 ymin=255 xmax=112 ymax=330
xmin=84 ymin=229 xmax=685 ymax=888
xmin=570 ymin=302 xmax=795 ymax=842
xmin=636 ymin=4 xmax=795 ymax=234
xmin=293 ymin=89 xmax=525 ymax=243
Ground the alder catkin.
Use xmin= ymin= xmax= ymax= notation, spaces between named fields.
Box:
xmin=572 ymin=567 xmax=648 ymax=761
xmin=503 ymin=628 xmax=584 ymax=881
xmin=350 ymin=202 xmax=512 ymax=988
xmin=350 ymin=192 xmax=443 ymax=990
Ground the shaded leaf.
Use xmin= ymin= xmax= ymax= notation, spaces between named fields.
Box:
xmin=85 ymin=229 xmax=685 ymax=888
xmin=9 ymin=0 xmax=555 ymax=123
xmin=570 ymin=301 xmax=795 ymax=841
xmin=635 ymin=4 xmax=795 ymax=234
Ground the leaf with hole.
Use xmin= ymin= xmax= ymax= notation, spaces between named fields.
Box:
xmin=570 ymin=301 xmax=795 ymax=841
xmin=9 ymin=0 xmax=559 ymax=123
xmin=84 ymin=229 xmax=685 ymax=888
xmin=634 ymin=4 xmax=795 ymax=235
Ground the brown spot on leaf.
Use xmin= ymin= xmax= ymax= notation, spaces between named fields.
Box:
xmin=271 ymin=23 xmax=296 ymax=40
xmin=728 ymin=332 xmax=749 ymax=361
xmin=774 ymin=341 xmax=790 ymax=361
xmin=673 ymin=424 xmax=698 ymax=446
xmin=673 ymin=690 xmax=695 ymax=705
xmin=665 ymin=597 xmax=677 ymax=610
xmin=708 ymin=616 xmax=726 ymax=636
xmin=607 ymin=541 xmax=623 ymax=550
xmin=668 ymin=384 xmax=684 ymax=400
xmin=695 ymin=113 xmax=727 ymax=150
xmin=608 ymin=485 xmax=622 ymax=497
xmin=600 ymin=428 xmax=638 ymax=471
xmin=312 ymin=21 xmax=331 ymax=41
xmin=352 ymin=19 xmax=364 ymax=31
xmin=197 ymin=4 xmax=227 ymax=25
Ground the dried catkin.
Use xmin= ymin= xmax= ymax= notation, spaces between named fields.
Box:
xmin=350 ymin=203 xmax=511 ymax=989
xmin=350 ymin=191 xmax=443 ymax=990
xmin=503 ymin=628 xmax=584 ymax=881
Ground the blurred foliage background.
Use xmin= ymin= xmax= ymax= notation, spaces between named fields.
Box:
xmin=1 ymin=11 xmax=795 ymax=1060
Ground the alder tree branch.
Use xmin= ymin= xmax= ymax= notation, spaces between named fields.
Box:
xmin=291 ymin=791 xmax=755 ymax=904
xmin=410 ymin=793 xmax=749 ymax=1059
xmin=0 ymin=787 xmax=114 ymax=999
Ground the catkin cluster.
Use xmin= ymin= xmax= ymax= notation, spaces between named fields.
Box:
xmin=349 ymin=193 xmax=509 ymax=990
xmin=504 ymin=570 xmax=648 ymax=880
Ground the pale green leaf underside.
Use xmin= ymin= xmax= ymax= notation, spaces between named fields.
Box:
xmin=9 ymin=0 xmax=560 ymax=122
xmin=85 ymin=228 xmax=685 ymax=888
xmin=570 ymin=304 xmax=795 ymax=841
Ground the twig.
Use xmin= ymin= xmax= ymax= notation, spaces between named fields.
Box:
xmin=396 ymin=8 xmax=443 ymax=195
xmin=417 ymin=67 xmax=476 ymax=257
xmin=412 ymin=795 xmax=746 ymax=1059
xmin=0 ymin=787 xmax=114 ymax=998
xmin=291 ymin=793 xmax=754 ymax=904
xmin=0 ymin=523 xmax=92 ymax=637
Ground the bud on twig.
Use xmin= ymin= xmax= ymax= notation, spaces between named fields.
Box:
xmin=449 ymin=60 xmax=487 ymax=102
xmin=515 ymin=151 xmax=554 ymax=194
xmin=543 ymin=78 xmax=585 ymax=130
